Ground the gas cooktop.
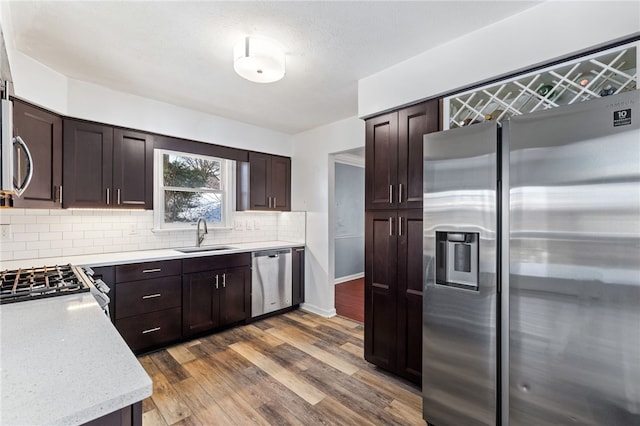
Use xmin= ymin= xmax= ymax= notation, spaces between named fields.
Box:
xmin=0 ymin=264 xmax=91 ymax=304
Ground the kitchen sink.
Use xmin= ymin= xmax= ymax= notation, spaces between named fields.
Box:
xmin=176 ymin=246 xmax=235 ymax=253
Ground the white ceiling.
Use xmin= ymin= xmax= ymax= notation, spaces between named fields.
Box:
xmin=6 ymin=1 xmax=542 ymax=134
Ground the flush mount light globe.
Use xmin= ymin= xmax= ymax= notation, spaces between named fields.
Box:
xmin=233 ymin=36 xmax=286 ymax=83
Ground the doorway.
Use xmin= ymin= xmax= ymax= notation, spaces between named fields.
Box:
xmin=331 ymin=148 xmax=365 ymax=322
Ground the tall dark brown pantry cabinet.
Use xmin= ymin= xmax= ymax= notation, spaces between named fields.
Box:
xmin=364 ymin=99 xmax=438 ymax=385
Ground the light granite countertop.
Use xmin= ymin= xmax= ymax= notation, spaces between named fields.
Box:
xmin=0 ymin=292 xmax=153 ymax=425
xmin=0 ymin=240 xmax=305 ymax=270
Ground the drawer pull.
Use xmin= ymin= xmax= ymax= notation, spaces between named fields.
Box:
xmin=142 ymin=268 xmax=161 ymax=274
xmin=142 ymin=327 xmax=161 ymax=334
xmin=295 ymin=248 xmax=305 ymax=252
xmin=142 ymin=293 xmax=161 ymax=299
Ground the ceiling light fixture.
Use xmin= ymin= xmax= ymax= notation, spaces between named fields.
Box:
xmin=233 ymin=36 xmax=285 ymax=83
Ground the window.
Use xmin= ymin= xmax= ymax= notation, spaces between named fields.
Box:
xmin=154 ymin=149 xmax=234 ymax=229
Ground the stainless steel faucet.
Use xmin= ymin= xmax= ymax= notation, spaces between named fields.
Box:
xmin=196 ymin=217 xmax=208 ymax=247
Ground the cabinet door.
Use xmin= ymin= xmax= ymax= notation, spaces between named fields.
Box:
xmin=248 ymin=152 xmax=270 ymax=210
xmin=292 ymin=247 xmax=305 ymax=305
xmin=396 ymin=210 xmax=424 ymax=384
xmin=11 ymin=100 xmax=62 ymax=208
xmin=113 ymin=129 xmax=153 ymax=209
xmin=365 ymin=112 xmax=398 ymax=210
xmin=398 ymin=100 xmax=439 ymax=209
xmin=364 ymin=211 xmax=398 ymax=371
xmin=182 ymin=271 xmax=220 ymax=336
xmin=220 ymin=266 xmax=250 ymax=325
xmin=63 ymin=119 xmax=113 ymax=208
xmin=270 ymin=155 xmax=291 ymax=211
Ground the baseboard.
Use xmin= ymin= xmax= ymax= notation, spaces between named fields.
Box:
xmin=334 ymin=272 xmax=364 ymax=285
xmin=300 ymin=303 xmax=337 ymax=318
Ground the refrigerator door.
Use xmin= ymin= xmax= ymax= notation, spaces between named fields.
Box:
xmin=506 ymin=90 xmax=640 ymax=426
xmin=423 ymin=122 xmax=499 ymax=426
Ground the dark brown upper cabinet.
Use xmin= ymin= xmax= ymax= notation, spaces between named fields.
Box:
xmin=11 ymin=99 xmax=63 ymax=208
xmin=63 ymin=119 xmax=153 ymax=209
xmin=237 ymin=152 xmax=291 ymax=211
xmin=365 ymin=100 xmax=439 ymax=210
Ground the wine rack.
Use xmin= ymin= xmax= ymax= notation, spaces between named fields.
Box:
xmin=443 ymin=41 xmax=638 ymax=129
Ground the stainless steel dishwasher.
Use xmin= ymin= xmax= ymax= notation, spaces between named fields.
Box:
xmin=251 ymin=248 xmax=292 ymax=318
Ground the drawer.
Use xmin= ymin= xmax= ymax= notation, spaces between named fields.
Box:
xmin=116 ymin=259 xmax=181 ymax=282
xmin=116 ymin=307 xmax=181 ymax=353
xmin=115 ymin=275 xmax=181 ymax=319
xmin=183 ymin=253 xmax=251 ymax=274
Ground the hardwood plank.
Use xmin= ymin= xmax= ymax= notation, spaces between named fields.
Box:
xmin=138 ymin=354 xmax=162 ymax=377
xmin=314 ymin=396 xmax=376 ymax=426
xmin=230 ymin=341 xmax=327 ymax=405
xmin=385 ymin=398 xmax=428 ymax=426
xmin=353 ymin=368 xmax=422 ymax=412
xmin=150 ymin=372 xmax=193 ymax=425
xmin=149 ymin=350 xmax=191 ymax=384
xmin=172 ymin=377 xmax=236 ymax=426
xmin=266 ymin=326 xmax=359 ymax=375
xmin=137 ymin=310 xmax=426 ymax=425
xmin=142 ymin=408 xmax=169 ymax=426
xmin=335 ymin=278 xmax=364 ymax=323
xmin=166 ymin=343 xmax=197 ymax=364
xmin=341 ymin=341 xmax=364 ymax=358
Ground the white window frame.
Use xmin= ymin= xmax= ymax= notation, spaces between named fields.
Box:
xmin=153 ymin=149 xmax=235 ymax=231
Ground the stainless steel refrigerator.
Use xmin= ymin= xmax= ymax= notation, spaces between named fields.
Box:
xmin=422 ymin=90 xmax=640 ymax=426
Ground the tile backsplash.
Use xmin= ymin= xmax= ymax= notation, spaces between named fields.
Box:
xmin=0 ymin=209 xmax=306 ymax=262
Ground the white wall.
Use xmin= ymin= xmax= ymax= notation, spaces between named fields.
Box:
xmin=0 ymin=2 xmax=292 ymax=157
xmin=358 ymin=1 xmax=640 ymax=117
xmin=291 ymin=116 xmax=364 ymax=317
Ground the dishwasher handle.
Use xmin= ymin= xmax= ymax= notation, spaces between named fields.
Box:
xmin=252 ymin=248 xmax=292 ymax=258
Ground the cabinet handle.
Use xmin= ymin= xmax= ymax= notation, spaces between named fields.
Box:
xmin=142 ymin=293 xmax=161 ymax=299
xmin=215 ymin=274 xmax=219 ymax=289
xmin=142 ymin=268 xmax=161 ymax=274
xmin=399 ymin=184 xmax=403 ymax=203
xmin=273 ymin=197 xmax=276 ymax=209
xmin=295 ymin=248 xmax=305 ymax=252
xmin=398 ymin=216 xmax=403 ymax=236
xmin=59 ymin=185 xmax=63 ymax=205
xmin=117 ymin=188 xmax=121 ymax=205
xmin=389 ymin=217 xmax=393 ymax=236
xmin=142 ymin=327 xmax=161 ymax=334
xmin=389 ymin=185 xmax=393 ymax=204
xmin=222 ymin=273 xmax=226 ymax=288
xmin=106 ymin=188 xmax=110 ymax=205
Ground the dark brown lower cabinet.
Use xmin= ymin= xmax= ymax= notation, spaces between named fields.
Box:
xmin=182 ymin=266 xmax=250 ymax=338
xmin=292 ymin=247 xmax=305 ymax=305
xmin=84 ymin=401 xmax=142 ymax=426
xmin=365 ymin=209 xmax=423 ymax=384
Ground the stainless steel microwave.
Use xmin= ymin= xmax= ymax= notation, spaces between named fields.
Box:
xmin=1 ymin=84 xmax=33 ymax=197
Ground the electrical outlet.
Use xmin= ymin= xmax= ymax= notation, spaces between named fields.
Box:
xmin=234 ymin=219 xmax=244 ymax=231
xmin=0 ymin=224 xmax=12 ymax=241
xmin=128 ymin=223 xmax=138 ymax=235
xmin=254 ymin=220 xmax=260 ymax=230
xmin=245 ymin=220 xmax=253 ymax=231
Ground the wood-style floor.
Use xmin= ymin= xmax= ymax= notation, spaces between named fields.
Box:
xmin=139 ymin=310 xmax=425 ymax=425
xmin=335 ymin=277 xmax=364 ymax=323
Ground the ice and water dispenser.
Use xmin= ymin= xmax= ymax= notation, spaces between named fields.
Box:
xmin=435 ymin=231 xmax=479 ymax=289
